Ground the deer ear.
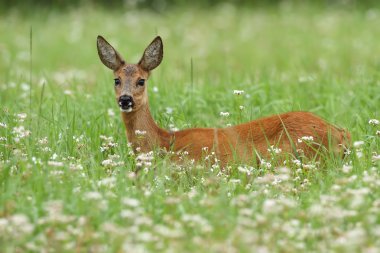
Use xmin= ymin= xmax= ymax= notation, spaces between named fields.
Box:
xmin=97 ymin=35 xmax=125 ymax=71
xmin=139 ymin=36 xmax=163 ymax=71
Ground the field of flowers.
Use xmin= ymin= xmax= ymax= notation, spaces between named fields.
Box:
xmin=1 ymin=4 xmax=380 ymax=252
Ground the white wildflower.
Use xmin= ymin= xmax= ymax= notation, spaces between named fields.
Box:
xmin=0 ymin=218 xmax=8 ymax=233
xmin=101 ymin=159 xmax=115 ymax=167
xmin=12 ymin=126 xmax=31 ymax=139
xmin=188 ymin=188 xmax=197 ymax=199
xmin=98 ymin=177 xmax=116 ymax=188
xmin=31 ymin=157 xmax=41 ymax=165
xmin=292 ymin=159 xmax=302 ymax=167
xmin=69 ymin=163 xmax=83 ymax=171
xmin=230 ymin=179 xmax=241 ymax=184
xmin=297 ymin=136 xmax=314 ymax=143
xmin=202 ymin=147 xmax=209 ymax=152
xmin=0 ymin=122 xmax=7 ymax=128
xmin=122 ymin=197 xmax=140 ymax=207
xmin=100 ymin=135 xmax=114 ymax=142
xmin=120 ymin=210 xmax=135 ymax=219
xmin=126 ymin=172 xmax=136 ymax=181
xmin=154 ymin=224 xmax=184 ymax=239
xmin=16 ymin=113 xmax=27 ymax=122
xmin=293 ymin=176 xmax=301 ymax=182
xmin=48 ymin=161 xmax=64 ymax=167
xmin=262 ymin=199 xmax=282 ymax=214
xmin=278 ymin=166 xmax=290 ymax=175
xmin=376 ymin=130 xmax=380 ymax=136
xmin=348 ymin=175 xmax=358 ymax=182
xmin=153 ymin=86 xmax=159 ymax=93
xmin=260 ymin=160 xmax=272 ymax=169
xmin=7 ymin=214 xmax=34 ymax=236
xmin=353 ymin=141 xmax=365 ymax=148
xmin=220 ymin=112 xmax=230 ymax=117
xmin=108 ymin=154 xmax=120 ymax=160
xmin=136 ymin=152 xmax=154 ymax=169
xmin=239 ymin=105 xmax=244 ymax=110
xmin=372 ymin=154 xmax=380 ymax=162
xmin=100 ymin=135 xmax=118 ymax=152
xmin=50 ymin=170 xmax=64 ymax=176
xmin=38 ymin=137 xmax=48 ymax=145
xmin=302 ymin=178 xmax=311 ymax=187
xmin=182 ymin=214 xmax=212 ymax=233
xmin=165 ymin=107 xmax=173 ymax=114
xmin=73 ymin=135 xmax=84 ymax=143
xmin=336 ymin=227 xmax=367 ymax=247
xmin=238 ymin=166 xmax=253 ymax=176
xmin=233 ymin=90 xmax=245 ymax=95
xmin=84 ymin=191 xmax=102 ymax=200
xmin=135 ymin=130 xmax=147 ymax=136
xmin=51 ymin=153 xmax=58 ymax=160
xmin=169 ymin=124 xmax=179 ymax=132
xmin=107 ymin=108 xmax=115 ymax=117
xmin=21 ymin=83 xmax=30 ymax=91
xmin=303 ymin=163 xmax=316 ymax=170
xmin=268 ymin=145 xmax=282 ymax=154
xmin=368 ymin=119 xmax=379 ymax=125
xmin=344 ymin=149 xmax=352 ymax=155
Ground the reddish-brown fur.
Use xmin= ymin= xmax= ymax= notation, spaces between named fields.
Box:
xmin=97 ymin=36 xmax=350 ymax=166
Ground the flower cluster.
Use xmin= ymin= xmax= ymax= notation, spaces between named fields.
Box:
xmin=12 ymin=126 xmax=31 ymax=142
xmin=233 ymin=90 xmax=245 ymax=95
xmin=101 ymin=154 xmax=125 ymax=168
xmin=135 ymin=151 xmax=154 ymax=172
xmin=297 ymin=135 xmax=314 ymax=143
xmin=100 ymin=135 xmax=118 ymax=152
xmin=220 ymin=111 xmax=230 ymax=117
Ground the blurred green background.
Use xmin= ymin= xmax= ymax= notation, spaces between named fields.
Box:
xmin=0 ymin=0 xmax=380 ymax=13
xmin=1 ymin=0 xmax=380 ymax=12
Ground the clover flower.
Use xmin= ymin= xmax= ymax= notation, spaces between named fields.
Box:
xmin=297 ymin=136 xmax=314 ymax=143
xmin=233 ymin=90 xmax=245 ymax=95
xmin=220 ymin=112 xmax=230 ymax=117
xmin=368 ymin=119 xmax=379 ymax=125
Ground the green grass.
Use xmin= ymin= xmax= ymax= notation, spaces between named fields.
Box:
xmin=1 ymin=4 xmax=380 ymax=252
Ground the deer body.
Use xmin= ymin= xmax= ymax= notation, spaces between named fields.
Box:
xmin=121 ymin=102 xmax=348 ymax=164
xmin=97 ymin=36 xmax=350 ymax=165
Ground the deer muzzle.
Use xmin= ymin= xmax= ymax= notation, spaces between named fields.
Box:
xmin=118 ymin=95 xmax=134 ymax=113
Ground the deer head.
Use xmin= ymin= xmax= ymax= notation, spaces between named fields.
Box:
xmin=97 ymin=36 xmax=163 ymax=113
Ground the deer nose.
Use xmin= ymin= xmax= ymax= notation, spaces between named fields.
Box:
xmin=118 ymin=95 xmax=134 ymax=111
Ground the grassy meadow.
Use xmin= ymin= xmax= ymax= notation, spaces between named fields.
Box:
xmin=1 ymin=3 xmax=380 ymax=252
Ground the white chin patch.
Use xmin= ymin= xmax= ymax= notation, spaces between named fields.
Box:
xmin=120 ymin=107 xmax=133 ymax=113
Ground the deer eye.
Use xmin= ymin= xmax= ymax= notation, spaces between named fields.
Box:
xmin=137 ymin=79 xmax=145 ymax=86
xmin=114 ymin=78 xmax=121 ymax=86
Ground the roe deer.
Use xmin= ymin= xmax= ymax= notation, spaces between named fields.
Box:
xmin=97 ymin=35 xmax=350 ymax=165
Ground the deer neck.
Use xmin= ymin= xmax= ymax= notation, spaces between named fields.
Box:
xmin=121 ymin=103 xmax=170 ymax=153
